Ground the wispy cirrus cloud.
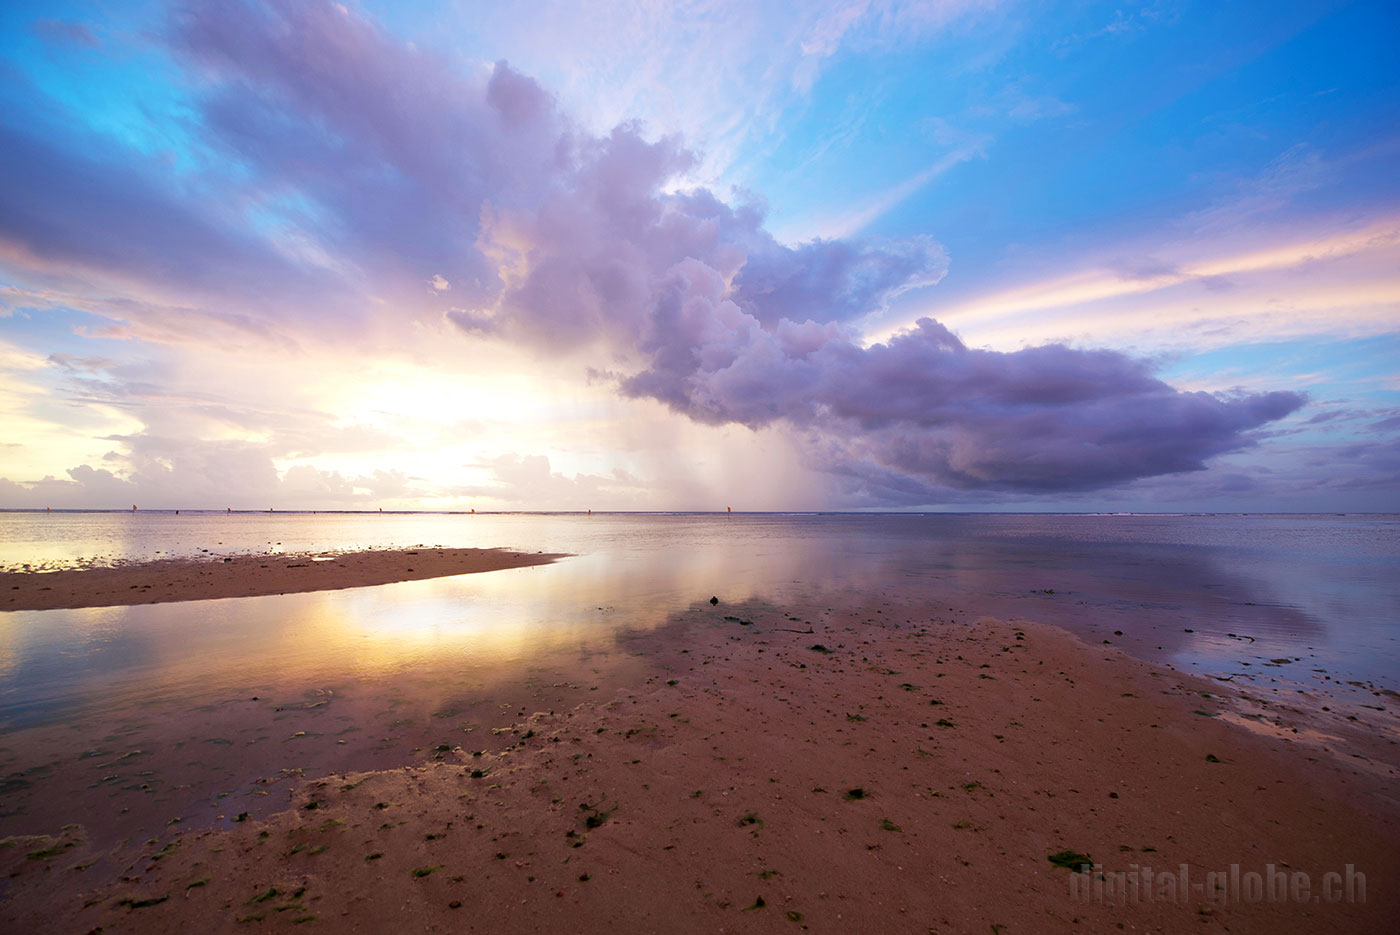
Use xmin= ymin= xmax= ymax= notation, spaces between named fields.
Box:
xmin=801 ymin=145 xmax=986 ymax=240
xmin=873 ymin=216 xmax=1400 ymax=351
xmin=435 ymin=0 xmax=1004 ymax=184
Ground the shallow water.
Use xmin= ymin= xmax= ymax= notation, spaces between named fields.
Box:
xmin=0 ymin=512 xmax=1396 ymax=841
xmin=8 ymin=510 xmax=1396 ymax=674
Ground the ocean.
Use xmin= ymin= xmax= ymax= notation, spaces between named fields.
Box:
xmin=3 ymin=509 xmax=1397 ymax=680
xmin=0 ymin=511 xmax=1396 ymax=841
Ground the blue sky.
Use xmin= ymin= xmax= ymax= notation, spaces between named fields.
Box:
xmin=0 ymin=0 xmax=1396 ymax=510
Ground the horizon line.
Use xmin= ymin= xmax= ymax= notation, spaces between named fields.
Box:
xmin=1 ymin=509 xmax=1394 ymax=517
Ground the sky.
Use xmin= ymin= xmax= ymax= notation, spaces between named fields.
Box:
xmin=0 ymin=0 xmax=1397 ymax=512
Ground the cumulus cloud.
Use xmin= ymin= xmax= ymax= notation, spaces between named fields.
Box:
xmin=619 ymin=303 xmax=1302 ymax=492
xmin=0 ymin=0 xmax=1306 ymax=504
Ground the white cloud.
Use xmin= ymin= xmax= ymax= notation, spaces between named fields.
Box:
xmin=868 ymin=216 xmax=1400 ymax=352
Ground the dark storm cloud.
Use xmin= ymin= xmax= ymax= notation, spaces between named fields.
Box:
xmin=618 ymin=293 xmax=1303 ymax=492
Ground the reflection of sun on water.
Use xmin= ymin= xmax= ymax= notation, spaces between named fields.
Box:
xmin=301 ymin=582 xmax=587 ymax=670
xmin=271 ymin=550 xmax=781 ymax=676
xmin=3 ymin=549 xmax=778 ymax=725
xmin=0 ymin=629 xmax=15 ymax=682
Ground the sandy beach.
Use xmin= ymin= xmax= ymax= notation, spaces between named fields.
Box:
xmin=0 ymin=548 xmax=565 ymax=611
xmin=1 ymin=555 xmax=1395 ymax=933
xmin=4 ymin=0 xmax=1397 ymax=928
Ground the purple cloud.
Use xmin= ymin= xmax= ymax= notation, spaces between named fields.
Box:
xmin=0 ymin=122 xmax=323 ymax=309
xmin=0 ymin=0 xmax=1307 ymax=502
xmin=1371 ymin=412 xmax=1400 ymax=434
xmin=617 ymin=295 xmax=1302 ymax=491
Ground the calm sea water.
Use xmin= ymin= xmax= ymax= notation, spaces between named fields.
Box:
xmin=2 ymin=510 xmax=1398 ymax=682
xmin=0 ymin=511 xmax=1396 ymax=841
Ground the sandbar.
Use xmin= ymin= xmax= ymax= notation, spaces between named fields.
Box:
xmin=0 ymin=547 xmax=566 ymax=611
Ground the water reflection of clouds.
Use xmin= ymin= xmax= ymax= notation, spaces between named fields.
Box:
xmin=2 ymin=514 xmax=1396 ymax=732
xmin=320 ymin=566 xmax=612 ymax=667
xmin=0 ymin=513 xmax=1395 ymax=851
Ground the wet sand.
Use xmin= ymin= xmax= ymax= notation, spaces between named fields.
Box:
xmin=0 ymin=548 xmax=565 ymax=611
xmin=1 ymin=592 xmax=1395 ymax=933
